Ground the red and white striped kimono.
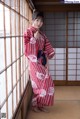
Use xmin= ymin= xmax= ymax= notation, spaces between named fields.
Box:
xmin=24 ymin=26 xmax=55 ymax=107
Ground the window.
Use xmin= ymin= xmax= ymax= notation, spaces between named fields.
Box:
xmin=0 ymin=0 xmax=32 ymax=118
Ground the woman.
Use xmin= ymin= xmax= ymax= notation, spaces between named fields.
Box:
xmin=24 ymin=10 xmax=55 ymax=112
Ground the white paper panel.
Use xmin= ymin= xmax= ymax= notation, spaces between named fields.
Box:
xmin=68 ymin=59 xmax=76 ymax=64
xmin=68 ymin=70 xmax=76 ymax=75
xmin=56 ymin=76 xmax=64 ymax=80
xmin=68 ymin=65 xmax=76 ymax=70
xmin=68 ymin=76 xmax=76 ymax=81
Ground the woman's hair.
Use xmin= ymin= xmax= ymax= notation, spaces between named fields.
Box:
xmin=32 ymin=9 xmax=44 ymax=21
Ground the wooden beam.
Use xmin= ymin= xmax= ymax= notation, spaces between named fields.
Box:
xmin=35 ymin=4 xmax=80 ymax=12
xmin=33 ymin=0 xmax=60 ymax=2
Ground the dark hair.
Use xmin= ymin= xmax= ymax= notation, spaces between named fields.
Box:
xmin=32 ymin=9 xmax=44 ymax=21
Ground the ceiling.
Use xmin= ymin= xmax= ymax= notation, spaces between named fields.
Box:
xmin=33 ymin=0 xmax=61 ymax=4
xmin=32 ymin=0 xmax=80 ymax=12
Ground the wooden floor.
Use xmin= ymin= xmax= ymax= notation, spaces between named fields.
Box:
xmin=27 ymin=86 xmax=80 ymax=119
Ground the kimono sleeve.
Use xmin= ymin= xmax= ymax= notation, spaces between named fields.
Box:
xmin=44 ymin=36 xmax=55 ymax=59
xmin=24 ymin=29 xmax=37 ymax=63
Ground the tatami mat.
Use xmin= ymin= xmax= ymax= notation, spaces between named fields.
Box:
xmin=55 ymin=86 xmax=80 ymax=100
xmin=27 ymin=86 xmax=80 ymax=119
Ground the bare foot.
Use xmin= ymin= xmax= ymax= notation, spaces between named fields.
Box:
xmin=32 ymin=107 xmax=40 ymax=113
xmin=38 ymin=107 xmax=49 ymax=113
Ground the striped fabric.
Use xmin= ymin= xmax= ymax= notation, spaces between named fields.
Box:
xmin=24 ymin=26 xmax=55 ymax=107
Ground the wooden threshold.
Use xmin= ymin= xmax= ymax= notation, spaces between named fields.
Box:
xmin=54 ymin=80 xmax=80 ymax=86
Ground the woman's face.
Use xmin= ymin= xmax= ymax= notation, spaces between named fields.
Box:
xmin=32 ymin=17 xmax=43 ymax=29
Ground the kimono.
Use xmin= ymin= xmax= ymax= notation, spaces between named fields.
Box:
xmin=24 ymin=26 xmax=55 ymax=107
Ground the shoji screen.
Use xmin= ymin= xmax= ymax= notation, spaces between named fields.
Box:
xmin=43 ymin=13 xmax=66 ymax=81
xmin=68 ymin=12 xmax=80 ymax=81
xmin=0 ymin=0 xmax=31 ymax=118
xmin=43 ymin=12 xmax=80 ymax=83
